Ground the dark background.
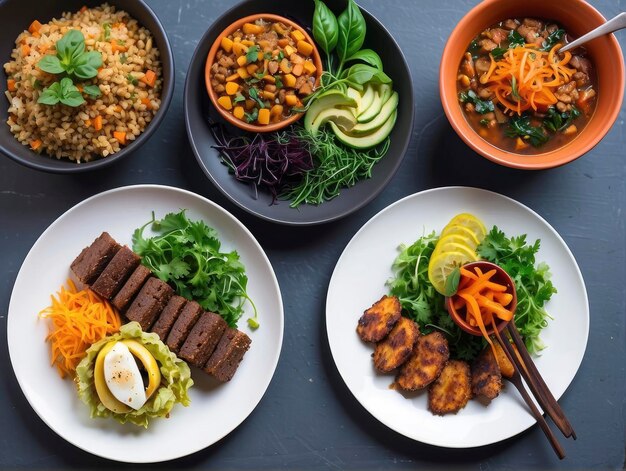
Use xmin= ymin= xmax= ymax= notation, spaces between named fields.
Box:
xmin=1 ymin=0 xmax=624 ymax=468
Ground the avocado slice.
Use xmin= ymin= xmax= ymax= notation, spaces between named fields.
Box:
xmin=304 ymin=90 xmax=356 ymax=134
xmin=357 ymin=84 xmax=376 ymax=116
xmin=352 ymin=92 xmax=398 ymax=134
xmin=309 ymin=107 xmax=357 ymax=134
xmin=346 ymin=87 xmax=362 ymax=117
xmin=357 ymin=88 xmax=384 ymax=123
xmin=330 ymin=110 xmax=397 ymax=149
xmin=379 ymin=83 xmax=393 ymax=106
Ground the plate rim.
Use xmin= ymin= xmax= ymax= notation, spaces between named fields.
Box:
xmin=325 ymin=185 xmax=589 ymax=448
xmin=7 ymin=184 xmax=285 ymax=463
xmin=183 ymin=0 xmax=415 ymax=226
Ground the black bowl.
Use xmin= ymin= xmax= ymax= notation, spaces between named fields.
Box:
xmin=0 ymin=0 xmax=174 ymax=173
xmin=184 ymin=0 xmax=414 ymax=226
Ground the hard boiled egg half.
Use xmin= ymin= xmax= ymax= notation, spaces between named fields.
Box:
xmin=94 ymin=339 xmax=161 ymax=413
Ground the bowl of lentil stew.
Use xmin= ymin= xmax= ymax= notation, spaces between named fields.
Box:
xmin=205 ymin=13 xmax=323 ymax=133
xmin=439 ymin=0 xmax=624 ymax=169
xmin=0 ymin=0 xmax=174 ymax=173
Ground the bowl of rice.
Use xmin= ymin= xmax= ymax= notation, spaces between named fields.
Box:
xmin=0 ymin=1 xmax=174 ymax=172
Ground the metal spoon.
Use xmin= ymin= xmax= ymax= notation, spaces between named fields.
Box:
xmin=560 ymin=12 xmax=626 ymax=53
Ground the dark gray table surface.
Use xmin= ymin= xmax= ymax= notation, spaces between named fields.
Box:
xmin=1 ymin=0 xmax=624 ymax=468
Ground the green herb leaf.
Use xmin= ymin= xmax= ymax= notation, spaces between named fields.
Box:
xmin=245 ymin=45 xmax=260 ymax=64
xmin=72 ymin=51 xmax=102 ymax=80
xmin=345 ymin=48 xmax=383 ymax=70
xmin=248 ymin=87 xmax=265 ymax=108
xmin=274 ymin=75 xmax=283 ymax=89
xmin=336 ymin=0 xmax=366 ymax=62
xmin=459 ymin=89 xmax=494 ymax=114
xmin=505 ymin=114 xmax=548 ymax=147
xmin=312 ymin=0 xmax=339 ymax=56
xmin=247 ymin=317 xmax=260 ymax=329
xmin=119 ymin=53 xmax=127 ymax=64
xmin=541 ymin=29 xmax=565 ymax=52
xmin=508 ymin=29 xmax=525 ymax=48
xmin=103 ymin=22 xmax=112 ymax=41
xmin=490 ymin=47 xmax=507 ymax=60
xmin=82 ymin=84 xmax=102 ymax=97
xmin=277 ymin=51 xmax=284 ymax=61
xmin=511 ymin=76 xmax=520 ymax=100
xmin=37 ymin=55 xmax=64 ymax=74
xmin=343 ymin=63 xmax=391 ymax=86
xmin=127 ymin=73 xmax=138 ymax=85
xmin=244 ymin=109 xmax=259 ymax=123
xmin=543 ymin=106 xmax=580 ymax=133
xmin=37 ymin=84 xmax=62 ymax=105
xmin=56 ymin=30 xmax=85 ymax=66
xmin=443 ymin=267 xmax=461 ymax=296
xmin=233 ymin=93 xmax=246 ymax=104
xmin=58 ymin=77 xmax=85 ymax=106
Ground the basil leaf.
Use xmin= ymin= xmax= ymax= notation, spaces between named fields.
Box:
xmin=37 ymin=86 xmax=61 ymax=105
xmin=312 ymin=0 xmax=338 ymax=55
xmin=37 ymin=55 xmax=64 ymax=74
xmin=56 ymin=29 xmax=85 ymax=65
xmin=344 ymin=63 xmax=391 ymax=86
xmin=336 ymin=0 xmax=366 ymax=62
xmin=60 ymin=90 xmax=86 ymax=107
xmin=345 ymin=48 xmax=382 ymax=70
xmin=443 ymin=267 xmax=461 ymax=297
xmin=72 ymin=51 xmax=102 ymax=80
xmin=82 ymin=84 xmax=101 ymax=97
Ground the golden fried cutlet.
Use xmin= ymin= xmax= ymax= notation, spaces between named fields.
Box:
xmin=428 ymin=360 xmax=472 ymax=415
xmin=396 ymin=331 xmax=450 ymax=391
xmin=471 ymin=346 xmax=502 ymax=400
xmin=373 ymin=317 xmax=419 ymax=372
xmin=356 ymin=295 xmax=401 ymax=342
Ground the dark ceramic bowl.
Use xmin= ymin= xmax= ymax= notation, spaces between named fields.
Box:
xmin=0 ymin=0 xmax=174 ymax=173
xmin=446 ymin=261 xmax=517 ymax=336
xmin=184 ymin=0 xmax=414 ymax=226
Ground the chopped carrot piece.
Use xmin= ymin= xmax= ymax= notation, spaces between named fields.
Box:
xmin=296 ymin=40 xmax=313 ymax=57
xmin=292 ymin=63 xmax=304 ymax=77
xmin=277 ymin=38 xmax=289 ymax=48
xmin=225 ymin=82 xmax=239 ymax=95
xmin=236 ymin=67 xmax=249 ymax=79
xmin=93 ymin=115 xmax=103 ymax=131
xmin=21 ymin=44 xmax=30 ymax=56
xmin=111 ymin=39 xmax=127 ymax=53
xmin=30 ymin=139 xmax=42 ymax=150
xmin=290 ymin=30 xmax=305 ymax=42
xmin=113 ymin=131 xmax=126 ymax=144
xmin=225 ymin=73 xmax=240 ymax=82
xmin=221 ymin=37 xmax=233 ymax=53
xmin=246 ymin=63 xmax=258 ymax=74
xmin=263 ymin=75 xmax=275 ymax=84
xmin=29 ymin=20 xmax=42 ymax=34
xmin=232 ymin=42 xmax=248 ymax=57
xmin=515 ymin=137 xmax=529 ymax=151
xmin=233 ymin=106 xmax=245 ymax=120
xmin=257 ymin=108 xmax=270 ymax=125
xmin=262 ymin=90 xmax=275 ymax=100
xmin=79 ymin=5 xmax=88 ymax=13
xmin=303 ymin=61 xmax=317 ymax=75
xmin=236 ymin=55 xmax=247 ymax=67
xmin=139 ymin=69 xmax=157 ymax=87
xmin=270 ymin=104 xmax=283 ymax=118
xmin=141 ymin=97 xmax=152 ymax=109
xmin=284 ymin=94 xmax=297 ymax=106
xmin=283 ymin=73 xmax=296 ymax=88
xmin=242 ymin=23 xmax=265 ymax=35
xmin=241 ymin=39 xmax=255 ymax=47
xmin=284 ymin=45 xmax=295 ymax=57
xmin=217 ymin=95 xmax=232 ymax=110
xmin=7 ymin=79 xmax=16 ymax=92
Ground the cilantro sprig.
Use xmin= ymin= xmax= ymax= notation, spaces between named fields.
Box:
xmin=132 ymin=210 xmax=258 ymax=329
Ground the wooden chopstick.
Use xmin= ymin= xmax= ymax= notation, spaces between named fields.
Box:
xmin=492 ymin=327 xmax=566 ymax=460
xmin=505 ymin=323 xmax=577 ymax=439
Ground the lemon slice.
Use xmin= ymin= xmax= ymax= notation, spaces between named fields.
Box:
xmin=428 ymin=250 xmax=475 ymax=295
xmin=432 ymin=241 xmax=477 ymax=260
xmin=441 ymin=213 xmax=487 ymax=243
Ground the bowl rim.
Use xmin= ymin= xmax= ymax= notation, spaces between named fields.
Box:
xmin=439 ymin=0 xmax=625 ymax=170
xmin=204 ymin=12 xmax=323 ymax=133
xmin=0 ymin=0 xmax=175 ymax=173
xmin=446 ymin=260 xmax=517 ymax=337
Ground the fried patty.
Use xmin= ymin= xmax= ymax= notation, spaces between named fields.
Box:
xmin=357 ymin=295 xmax=401 ymax=342
xmin=428 ymin=360 xmax=472 ymax=415
xmin=373 ymin=317 xmax=419 ymax=372
xmin=471 ymin=346 xmax=503 ymax=400
xmin=396 ymin=331 xmax=450 ymax=391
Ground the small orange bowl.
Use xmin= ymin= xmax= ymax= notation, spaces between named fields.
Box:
xmin=439 ymin=0 xmax=625 ymax=169
xmin=446 ymin=261 xmax=517 ymax=337
xmin=205 ymin=13 xmax=323 ymax=133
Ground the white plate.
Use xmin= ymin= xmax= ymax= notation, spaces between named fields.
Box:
xmin=326 ymin=186 xmax=588 ymax=448
xmin=7 ymin=185 xmax=284 ymax=463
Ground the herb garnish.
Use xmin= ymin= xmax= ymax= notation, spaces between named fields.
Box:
xmin=38 ymin=30 xmax=102 ymax=81
xmin=126 ymin=73 xmax=138 ymax=85
xmin=119 ymin=53 xmax=128 ymax=64
xmin=37 ymin=77 xmax=85 ymax=107
xmin=245 ymin=45 xmax=260 ymax=64
xmin=102 ymin=23 xmax=112 ymax=41
xmin=244 ymin=109 xmax=259 ymax=123
xmin=459 ymin=90 xmax=494 ymax=114
xmin=541 ymin=29 xmax=565 ymax=52
xmin=505 ymin=115 xmax=548 ymax=147
xmin=82 ymin=84 xmax=102 ymax=98
xmin=133 ymin=210 xmax=258 ymax=329
xmin=508 ymin=29 xmax=525 ymax=48
xmin=543 ymin=106 xmax=581 ymax=132
xmin=248 ymin=87 xmax=265 ymax=108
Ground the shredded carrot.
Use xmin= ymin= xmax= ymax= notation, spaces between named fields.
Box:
xmin=39 ymin=279 xmax=121 ymax=378
xmin=480 ymin=44 xmax=576 ymax=115
xmin=140 ymin=69 xmax=156 ymax=87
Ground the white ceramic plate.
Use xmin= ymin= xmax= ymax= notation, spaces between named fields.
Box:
xmin=7 ymin=185 xmax=284 ymax=463
xmin=326 ymin=186 xmax=588 ymax=448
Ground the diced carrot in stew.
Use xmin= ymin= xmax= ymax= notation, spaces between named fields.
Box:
xmin=236 ymin=55 xmax=247 ymax=67
xmin=292 ymin=63 xmax=303 ymax=77
xmin=270 ymin=104 xmax=283 ymax=117
xmin=233 ymin=106 xmax=245 ymax=120
xmin=563 ymin=125 xmax=577 ymax=135
xmin=232 ymin=42 xmax=248 ymax=57
xmin=290 ymin=30 xmax=305 ymax=42
xmin=218 ymin=95 xmax=232 ymax=110
xmin=297 ymin=40 xmax=313 ymax=57
xmin=257 ymin=108 xmax=270 ymax=125
xmin=141 ymin=97 xmax=152 ymax=109
xmin=263 ymin=75 xmax=275 ymax=84
xmin=290 ymin=53 xmax=304 ymax=64
xmin=515 ymin=137 xmax=529 ymax=150
xmin=236 ymin=67 xmax=249 ymax=79
xmin=262 ymin=90 xmax=275 ymax=100
xmin=113 ymin=131 xmax=127 ymax=144
xmin=225 ymin=82 xmax=239 ymax=95
xmin=246 ymin=63 xmax=258 ymax=74
xmin=243 ymin=23 xmax=265 ymax=35
xmin=303 ymin=61 xmax=317 ymax=75
xmin=140 ymin=70 xmax=157 ymax=87
xmin=277 ymin=38 xmax=289 ymax=48
xmin=241 ymin=39 xmax=255 ymax=47
xmin=283 ymin=74 xmax=296 ymax=88
xmin=29 ymin=20 xmax=42 ymax=34
xmin=279 ymin=58 xmax=292 ymax=74
xmin=225 ymin=73 xmax=240 ymax=82
xmin=93 ymin=115 xmax=103 ymax=131
xmin=221 ymin=37 xmax=234 ymax=53
xmin=21 ymin=44 xmax=30 ymax=56
xmin=30 ymin=139 xmax=42 ymax=150
xmin=284 ymin=45 xmax=295 ymax=57
xmin=284 ymin=94 xmax=298 ymax=106
xmin=7 ymin=79 xmax=16 ymax=92
xmin=111 ymin=40 xmax=127 ymax=52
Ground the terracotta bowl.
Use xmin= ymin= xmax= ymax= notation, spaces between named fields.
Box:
xmin=446 ymin=261 xmax=517 ymax=337
xmin=205 ymin=13 xmax=323 ymax=133
xmin=439 ymin=0 xmax=625 ymax=169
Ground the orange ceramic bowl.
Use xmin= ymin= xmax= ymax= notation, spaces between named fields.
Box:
xmin=440 ymin=0 xmax=625 ymax=169
xmin=446 ymin=261 xmax=517 ymax=337
xmin=205 ymin=13 xmax=323 ymax=133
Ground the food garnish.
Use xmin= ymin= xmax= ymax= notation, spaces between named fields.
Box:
xmin=132 ymin=210 xmax=258 ymax=329
xmin=76 ymin=322 xmax=193 ymax=427
xmin=39 ymin=279 xmax=121 ymax=378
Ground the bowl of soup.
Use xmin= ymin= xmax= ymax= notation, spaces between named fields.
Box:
xmin=440 ymin=0 xmax=624 ymax=169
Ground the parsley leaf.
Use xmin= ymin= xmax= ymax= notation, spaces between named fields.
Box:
xmin=505 ymin=114 xmax=548 ymax=147
xmin=541 ymin=29 xmax=565 ymax=52
xmin=132 ymin=210 xmax=258 ymax=328
xmin=459 ymin=89 xmax=494 ymax=114
xmin=245 ymin=45 xmax=260 ymax=64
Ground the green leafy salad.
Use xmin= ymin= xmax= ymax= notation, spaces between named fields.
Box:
xmin=387 ymin=226 xmax=556 ymax=360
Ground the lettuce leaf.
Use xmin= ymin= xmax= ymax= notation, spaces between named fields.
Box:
xmin=75 ymin=322 xmax=194 ymax=428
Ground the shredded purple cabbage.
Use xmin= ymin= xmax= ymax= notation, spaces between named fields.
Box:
xmin=210 ymin=123 xmax=313 ymax=204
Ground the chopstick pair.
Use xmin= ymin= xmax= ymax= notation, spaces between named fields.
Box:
xmin=492 ymin=324 xmax=576 ymax=460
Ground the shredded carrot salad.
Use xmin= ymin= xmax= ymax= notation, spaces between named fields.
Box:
xmin=480 ymin=45 xmax=576 ymax=115
xmin=452 ymin=266 xmax=514 ymax=358
xmin=39 ymin=279 xmax=121 ymax=378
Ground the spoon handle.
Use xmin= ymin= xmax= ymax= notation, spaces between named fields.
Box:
xmin=561 ymin=12 xmax=626 ymax=52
